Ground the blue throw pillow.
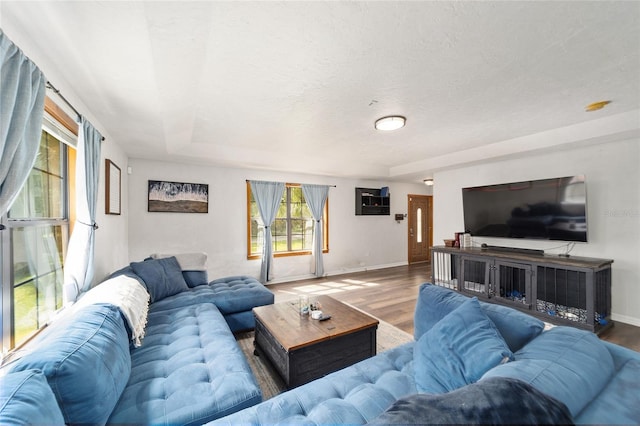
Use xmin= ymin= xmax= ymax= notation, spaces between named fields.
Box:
xmin=131 ymin=256 xmax=189 ymax=302
xmin=414 ymin=297 xmax=513 ymax=394
xmin=0 ymin=369 xmax=65 ymax=425
xmin=414 ymin=283 xmax=544 ymax=352
xmin=482 ymin=326 xmax=615 ymax=417
xmin=182 ymin=270 xmax=208 ymax=288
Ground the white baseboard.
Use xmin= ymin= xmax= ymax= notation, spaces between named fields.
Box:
xmin=611 ymin=313 xmax=640 ymax=327
xmin=266 ymin=261 xmax=410 ymax=285
xmin=267 ymin=274 xmax=316 ymax=285
xmin=325 ymin=261 xmax=409 ymax=277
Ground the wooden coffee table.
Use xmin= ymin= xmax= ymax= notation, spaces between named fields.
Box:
xmin=253 ymin=295 xmax=379 ymax=388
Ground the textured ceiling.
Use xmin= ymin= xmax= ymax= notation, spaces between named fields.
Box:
xmin=1 ymin=1 xmax=639 ymax=182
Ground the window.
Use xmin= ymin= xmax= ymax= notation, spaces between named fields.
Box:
xmin=417 ymin=207 xmax=423 ymax=243
xmin=1 ymin=102 xmax=76 ymax=352
xmin=247 ymin=183 xmax=329 ymax=259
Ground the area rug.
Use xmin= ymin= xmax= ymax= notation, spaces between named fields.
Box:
xmin=235 ymin=317 xmax=414 ymax=400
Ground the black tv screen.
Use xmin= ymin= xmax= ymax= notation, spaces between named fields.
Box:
xmin=462 ymin=176 xmax=587 ymax=242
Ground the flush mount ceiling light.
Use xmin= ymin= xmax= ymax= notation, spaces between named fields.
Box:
xmin=423 ymin=178 xmax=434 ymax=186
xmin=375 ymin=115 xmax=406 ymax=131
xmin=585 ymin=100 xmax=611 ymax=112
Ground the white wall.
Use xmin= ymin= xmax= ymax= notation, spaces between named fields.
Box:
xmin=433 ymin=138 xmax=640 ymax=326
xmin=91 ymin=135 xmax=130 ymax=285
xmin=127 ymin=158 xmax=429 ymax=283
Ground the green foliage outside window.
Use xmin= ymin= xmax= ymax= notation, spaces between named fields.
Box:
xmin=5 ymin=131 xmax=68 ymax=349
xmin=9 ymin=132 xmax=65 ymax=220
xmin=249 ymin=185 xmax=321 ymax=256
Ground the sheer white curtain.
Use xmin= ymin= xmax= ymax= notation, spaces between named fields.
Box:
xmin=249 ymin=180 xmax=285 ymax=283
xmin=63 ymin=117 xmax=102 ymax=304
xmin=301 ymin=184 xmax=330 ymax=277
xmin=0 ymin=30 xmax=46 ymax=218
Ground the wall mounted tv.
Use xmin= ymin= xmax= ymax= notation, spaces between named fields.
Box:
xmin=462 ymin=175 xmax=587 ymax=242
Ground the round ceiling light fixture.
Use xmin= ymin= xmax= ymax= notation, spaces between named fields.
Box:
xmin=375 ymin=115 xmax=406 ymax=131
xmin=423 ymin=178 xmax=434 ymax=186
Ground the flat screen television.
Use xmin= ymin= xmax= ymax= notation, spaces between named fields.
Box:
xmin=462 ymin=175 xmax=587 ymax=242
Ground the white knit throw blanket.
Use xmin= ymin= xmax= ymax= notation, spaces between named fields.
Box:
xmin=71 ymin=275 xmax=150 ymax=347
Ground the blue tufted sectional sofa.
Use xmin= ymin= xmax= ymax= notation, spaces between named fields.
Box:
xmin=211 ymin=283 xmax=640 ymax=425
xmin=3 ymin=274 xmax=639 ymax=425
xmin=0 ymin=255 xmax=274 ymax=425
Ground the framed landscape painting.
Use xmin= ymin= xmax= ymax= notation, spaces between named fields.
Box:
xmin=148 ymin=180 xmax=209 ymax=213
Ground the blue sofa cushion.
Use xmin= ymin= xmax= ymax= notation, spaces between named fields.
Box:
xmin=479 ymin=301 xmax=545 ymax=352
xmin=208 ymin=275 xmax=274 ymax=315
xmin=146 ymin=277 xmax=273 ymax=331
xmin=369 ymin=377 xmax=573 ymax=425
xmin=223 ymin=310 xmax=260 ymax=333
xmin=109 ymin=302 xmax=262 ymax=425
xmin=0 ymin=369 xmax=65 ymax=425
xmin=482 ymin=326 xmax=615 ymax=418
xmin=8 ymin=304 xmax=131 ymax=424
xmin=148 ymin=284 xmax=221 ymax=313
xmin=573 ymin=358 xmax=640 ymax=424
xmin=414 ymin=297 xmax=513 ymax=393
xmin=131 ymin=256 xmax=189 ymax=302
xmin=210 ymin=343 xmax=417 ymax=425
xmin=183 ymin=270 xmax=208 ymax=287
xmin=414 ymin=283 xmax=544 ymax=352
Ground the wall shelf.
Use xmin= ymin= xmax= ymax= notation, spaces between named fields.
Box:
xmin=355 ymin=187 xmax=390 ymax=216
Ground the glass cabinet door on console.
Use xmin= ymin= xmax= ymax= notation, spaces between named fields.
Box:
xmin=492 ymin=260 xmax=533 ymax=309
xmin=459 ymin=255 xmax=491 ymax=298
xmin=431 ymin=251 xmax=460 ymax=290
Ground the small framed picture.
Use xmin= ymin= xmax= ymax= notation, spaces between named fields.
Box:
xmin=148 ymin=180 xmax=209 ymax=213
xmin=105 ymin=159 xmax=121 ymax=215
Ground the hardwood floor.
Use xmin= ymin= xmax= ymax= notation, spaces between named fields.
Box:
xmin=266 ymin=263 xmax=640 ymax=352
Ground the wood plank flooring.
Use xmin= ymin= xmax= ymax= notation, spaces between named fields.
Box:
xmin=266 ymin=263 xmax=640 ymax=352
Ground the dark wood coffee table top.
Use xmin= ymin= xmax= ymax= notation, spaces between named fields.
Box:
xmin=253 ymin=295 xmax=379 ymax=352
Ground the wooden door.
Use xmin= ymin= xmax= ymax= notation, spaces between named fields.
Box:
xmin=408 ymin=195 xmax=432 ymax=264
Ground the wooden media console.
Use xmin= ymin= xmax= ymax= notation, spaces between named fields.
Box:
xmin=431 ymin=246 xmax=613 ymax=333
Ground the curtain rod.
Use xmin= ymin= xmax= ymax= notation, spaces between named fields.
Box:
xmin=246 ymin=180 xmax=336 ymax=187
xmin=46 ymin=81 xmax=105 ymax=141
